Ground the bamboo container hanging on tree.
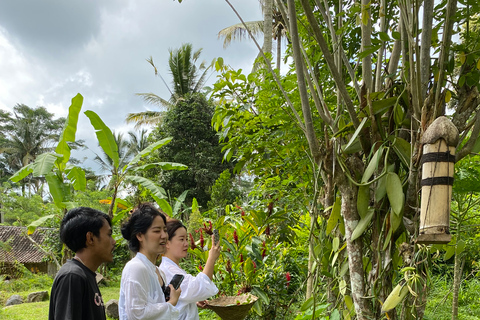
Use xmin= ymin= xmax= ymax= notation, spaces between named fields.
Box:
xmin=418 ymin=116 xmax=459 ymax=244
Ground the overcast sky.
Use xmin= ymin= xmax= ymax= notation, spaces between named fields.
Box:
xmin=0 ymin=0 xmax=263 ymax=172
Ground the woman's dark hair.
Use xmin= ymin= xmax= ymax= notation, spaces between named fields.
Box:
xmin=60 ymin=207 xmax=111 ymax=252
xmin=166 ymin=219 xmax=187 ymax=241
xmin=121 ymin=203 xmax=167 ymax=252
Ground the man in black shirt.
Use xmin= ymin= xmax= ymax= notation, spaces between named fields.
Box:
xmin=49 ymin=207 xmax=116 ymax=320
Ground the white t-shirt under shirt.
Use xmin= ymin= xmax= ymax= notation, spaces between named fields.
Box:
xmin=119 ymin=252 xmax=179 ymax=320
xmin=160 ymin=256 xmax=219 ymax=320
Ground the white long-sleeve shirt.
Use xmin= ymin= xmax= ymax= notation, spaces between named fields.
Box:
xmin=160 ymin=256 xmax=218 ymax=320
xmin=119 ymin=253 xmax=179 ymax=320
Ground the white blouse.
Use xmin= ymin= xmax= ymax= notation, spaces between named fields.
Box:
xmin=119 ymin=252 xmax=179 ymax=320
xmin=160 ymin=256 xmax=219 ymax=320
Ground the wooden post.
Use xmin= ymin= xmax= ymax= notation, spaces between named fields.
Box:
xmin=418 ymin=116 xmax=458 ymax=244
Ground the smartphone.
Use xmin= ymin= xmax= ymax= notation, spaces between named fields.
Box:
xmin=164 ymin=274 xmax=184 ymax=301
xmin=170 ymin=274 xmax=185 ymax=290
xmin=213 ymin=229 xmax=220 ymax=245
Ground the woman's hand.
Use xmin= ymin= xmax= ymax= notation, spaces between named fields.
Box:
xmin=196 ymin=300 xmax=209 ymax=308
xmin=202 ymin=234 xmax=222 ymax=280
xmin=209 ymin=234 xmax=221 ymax=262
xmin=167 ymin=284 xmax=182 ymax=306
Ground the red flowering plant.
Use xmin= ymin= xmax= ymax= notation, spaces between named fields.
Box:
xmin=209 ymin=203 xmax=304 ymax=318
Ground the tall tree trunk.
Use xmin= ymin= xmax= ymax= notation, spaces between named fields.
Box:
xmin=452 ymin=231 xmax=465 ymax=320
xmin=375 ymin=0 xmax=386 ymax=92
xmin=263 ymin=0 xmax=273 ymax=55
xmin=276 ymin=31 xmax=281 ymax=71
xmin=361 ymin=0 xmax=373 ymax=93
xmin=420 ymin=0 xmax=434 ymax=101
xmin=287 ymin=0 xmax=322 ymax=164
xmin=338 ymin=179 xmax=372 ymax=319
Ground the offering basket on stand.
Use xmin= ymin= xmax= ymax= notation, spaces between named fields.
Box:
xmin=205 ymin=293 xmax=258 ymax=320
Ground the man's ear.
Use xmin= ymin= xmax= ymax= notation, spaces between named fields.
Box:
xmin=85 ymin=231 xmax=95 ymax=247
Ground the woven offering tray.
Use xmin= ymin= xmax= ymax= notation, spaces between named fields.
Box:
xmin=205 ymin=293 xmax=258 ymax=320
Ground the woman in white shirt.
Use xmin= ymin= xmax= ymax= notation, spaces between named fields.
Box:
xmin=160 ymin=219 xmax=221 ymax=320
xmin=119 ymin=203 xmax=181 ymax=320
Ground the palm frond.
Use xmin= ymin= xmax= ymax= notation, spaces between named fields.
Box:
xmin=135 ymin=93 xmax=173 ymax=108
xmin=126 ymin=111 xmax=166 ymax=128
xmin=218 ymin=21 xmax=264 ymax=49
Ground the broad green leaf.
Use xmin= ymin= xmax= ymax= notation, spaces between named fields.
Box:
xmin=344 ymin=295 xmax=355 ymax=315
xmin=191 ymin=198 xmax=199 ymax=214
xmin=9 ymin=163 xmax=34 ymax=182
xmin=27 ymin=215 xmax=56 ymax=235
xmin=243 ymin=257 xmax=254 ymax=276
xmin=390 ymin=209 xmax=402 ymax=232
xmin=56 ymin=93 xmax=83 ymax=163
xmin=84 ymin=110 xmax=119 ymax=169
xmin=351 ymin=208 xmax=374 ymax=241
xmin=125 ymin=175 xmax=166 ymax=200
xmin=343 ymin=118 xmax=368 ymax=154
xmin=382 ymin=228 xmax=392 ymax=251
xmin=33 ymin=153 xmax=62 ymax=177
xmin=381 ymin=283 xmax=409 ymax=312
xmin=332 ymin=237 xmax=340 ymax=252
xmin=371 ymin=96 xmax=398 ymax=115
xmin=358 ymin=45 xmax=381 ymax=59
xmin=133 ymin=162 xmax=188 ymax=172
xmin=172 ymin=190 xmax=188 ymax=216
xmin=444 ymin=245 xmax=456 ymax=261
xmin=375 ymin=174 xmax=387 ymax=201
xmin=331 ymin=309 xmax=341 ymax=320
xmin=126 ymin=138 xmax=172 ymax=170
xmin=357 ymin=185 xmax=370 ymax=219
xmin=445 ymin=90 xmax=452 ymax=103
xmin=252 ymin=287 xmax=269 ymax=305
xmin=386 ymin=172 xmax=404 ymax=215
xmin=300 ymin=297 xmax=314 ymax=311
xmin=55 ymin=140 xmax=70 ymax=168
xmin=66 ymin=166 xmax=86 ymax=191
xmin=379 ymin=31 xmax=390 ymax=42
xmin=362 ymin=146 xmax=384 ymax=183
xmin=243 ymin=216 xmax=259 ymax=235
xmin=156 ymin=198 xmax=173 ymax=216
xmin=62 ymin=202 xmax=77 ymax=210
xmin=339 ymin=279 xmax=347 ymax=295
xmin=326 ymin=197 xmax=341 ymax=235
xmin=46 ymin=173 xmax=65 ymax=205
xmin=393 ymin=103 xmax=404 ymax=126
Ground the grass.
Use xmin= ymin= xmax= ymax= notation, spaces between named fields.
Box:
xmin=0 ymin=276 xmax=121 ymax=320
xmin=424 ymin=275 xmax=480 ymax=320
xmin=5 ymin=273 xmax=479 ymax=319
xmin=0 ymin=276 xmax=220 ymax=320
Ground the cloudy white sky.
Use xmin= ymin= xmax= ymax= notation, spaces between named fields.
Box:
xmin=0 ymin=0 xmax=263 ymax=172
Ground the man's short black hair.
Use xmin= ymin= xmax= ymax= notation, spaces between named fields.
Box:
xmin=60 ymin=207 xmax=111 ymax=252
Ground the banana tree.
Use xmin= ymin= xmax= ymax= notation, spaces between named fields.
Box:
xmin=10 ymin=93 xmax=86 ymax=215
xmin=84 ymin=110 xmax=187 ymax=218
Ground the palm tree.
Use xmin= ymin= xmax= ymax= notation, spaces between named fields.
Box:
xmin=127 ymin=129 xmax=149 ymax=154
xmin=126 ymin=43 xmax=211 ymax=128
xmin=0 ymin=105 xmax=64 ymax=194
xmin=218 ymin=0 xmax=286 ymax=70
xmin=94 ymin=132 xmax=133 ymax=189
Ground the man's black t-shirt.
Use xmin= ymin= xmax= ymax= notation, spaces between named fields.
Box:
xmin=49 ymin=259 xmax=106 ymax=320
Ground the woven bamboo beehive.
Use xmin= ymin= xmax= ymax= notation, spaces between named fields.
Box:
xmin=418 ymin=116 xmax=458 ymax=244
xmin=205 ymin=293 xmax=258 ymax=320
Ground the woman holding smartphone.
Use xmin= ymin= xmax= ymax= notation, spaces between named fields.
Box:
xmin=160 ymin=219 xmax=221 ymax=320
xmin=119 ymin=203 xmax=181 ymax=320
